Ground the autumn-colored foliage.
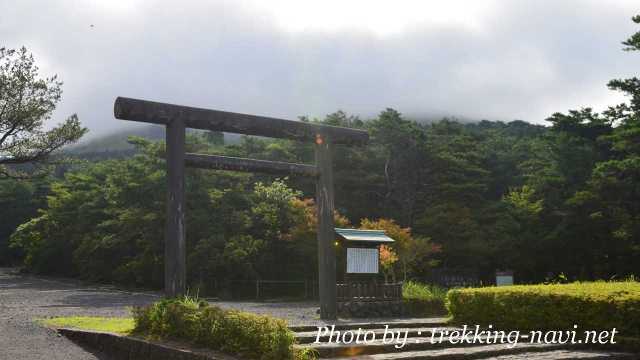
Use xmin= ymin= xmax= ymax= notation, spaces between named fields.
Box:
xmin=287 ymin=198 xmax=350 ymax=242
xmin=378 ymin=244 xmax=399 ymax=283
xmin=360 ymin=218 xmax=439 ymax=281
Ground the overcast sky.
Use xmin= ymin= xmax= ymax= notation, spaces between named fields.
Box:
xmin=1 ymin=0 xmax=638 ymax=138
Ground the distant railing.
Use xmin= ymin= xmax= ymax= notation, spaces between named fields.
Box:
xmin=194 ymin=278 xmax=317 ymax=300
xmin=424 ymin=268 xmax=480 ymax=287
xmin=336 ymin=282 xmax=402 ymax=301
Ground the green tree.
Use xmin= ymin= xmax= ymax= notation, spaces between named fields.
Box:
xmin=566 ymin=15 xmax=640 ymax=277
xmin=368 ymin=109 xmax=427 ymax=226
xmin=0 ymin=177 xmax=49 ymax=264
xmin=0 ymin=47 xmax=86 ymax=178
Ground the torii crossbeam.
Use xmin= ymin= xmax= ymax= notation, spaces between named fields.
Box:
xmin=114 ymin=97 xmax=368 ymax=320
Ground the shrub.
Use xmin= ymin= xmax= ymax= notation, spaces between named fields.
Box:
xmin=132 ymin=297 xmax=315 ymax=360
xmin=446 ymin=281 xmax=640 ymax=337
xmin=403 ymin=281 xmax=446 ymax=300
xmin=402 ymin=281 xmax=448 ymax=316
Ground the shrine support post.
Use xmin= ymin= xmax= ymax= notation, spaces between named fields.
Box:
xmin=165 ymin=118 xmax=186 ymax=298
xmin=315 ymin=132 xmax=337 ymax=319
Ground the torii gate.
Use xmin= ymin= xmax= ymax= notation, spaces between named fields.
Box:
xmin=114 ymin=97 xmax=368 ymax=320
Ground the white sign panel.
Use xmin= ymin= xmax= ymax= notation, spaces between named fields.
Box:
xmin=347 ymin=248 xmax=379 ymax=274
xmin=496 ymin=275 xmax=514 ymax=286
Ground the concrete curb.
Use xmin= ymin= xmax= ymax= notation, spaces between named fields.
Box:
xmin=57 ymin=328 xmax=238 ymax=360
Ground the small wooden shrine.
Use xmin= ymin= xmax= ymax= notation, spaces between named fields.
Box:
xmin=334 ymin=228 xmax=402 ymax=302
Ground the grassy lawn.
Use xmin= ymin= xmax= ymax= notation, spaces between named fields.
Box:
xmin=41 ymin=316 xmax=134 ymax=335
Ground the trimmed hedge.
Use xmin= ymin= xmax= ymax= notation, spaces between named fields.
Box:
xmin=447 ymin=281 xmax=640 ymax=336
xmin=132 ymin=297 xmax=316 ymax=360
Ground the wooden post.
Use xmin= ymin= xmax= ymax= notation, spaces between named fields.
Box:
xmin=165 ymin=119 xmax=186 ymax=298
xmin=315 ymin=132 xmax=337 ymax=320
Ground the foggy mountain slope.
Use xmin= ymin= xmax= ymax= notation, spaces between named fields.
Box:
xmin=67 ymin=124 xmax=166 ymax=155
xmin=64 ymin=124 xmax=240 ymax=159
xmin=63 ymin=112 xmax=542 ymax=162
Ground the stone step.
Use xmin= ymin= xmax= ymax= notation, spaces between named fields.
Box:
xmin=289 ymin=318 xmax=449 ymax=333
xmin=297 ymin=334 xmax=529 ymax=358
xmin=482 ymin=349 xmax=636 ymax=360
xmin=322 ymin=343 xmax=570 ymax=359
xmin=322 ymin=345 xmax=636 ymax=359
xmin=295 ymin=327 xmax=461 ymax=344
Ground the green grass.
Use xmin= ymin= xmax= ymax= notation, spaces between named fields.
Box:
xmin=402 ymin=281 xmax=448 ymax=316
xmin=403 ymin=281 xmax=447 ymax=301
xmin=41 ymin=316 xmax=135 ymax=335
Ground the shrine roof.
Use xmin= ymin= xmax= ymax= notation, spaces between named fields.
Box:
xmin=334 ymin=228 xmax=395 ymax=244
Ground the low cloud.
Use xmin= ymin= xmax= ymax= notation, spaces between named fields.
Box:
xmin=1 ymin=0 xmax=637 ymax=137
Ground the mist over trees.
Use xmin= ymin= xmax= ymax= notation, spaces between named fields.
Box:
xmin=1 ymin=16 xmax=638 ymax=291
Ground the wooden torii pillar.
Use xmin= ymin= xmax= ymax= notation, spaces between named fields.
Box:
xmin=114 ymin=97 xmax=368 ymax=320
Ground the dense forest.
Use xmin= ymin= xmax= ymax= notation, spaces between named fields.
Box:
xmin=1 ymin=16 xmax=639 ymax=294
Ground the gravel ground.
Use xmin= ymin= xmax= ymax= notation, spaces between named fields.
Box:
xmin=209 ymin=300 xmax=320 ymax=325
xmin=0 ymin=267 xmax=323 ymax=360
xmin=0 ymin=268 xmax=160 ymax=360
